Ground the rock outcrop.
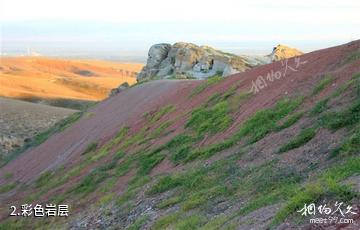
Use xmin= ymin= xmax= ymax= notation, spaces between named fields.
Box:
xmin=137 ymin=42 xmax=303 ymax=81
xmin=268 ymin=44 xmax=303 ymax=61
xmin=137 ymin=42 xmax=268 ymax=81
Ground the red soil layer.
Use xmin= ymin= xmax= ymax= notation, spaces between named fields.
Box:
xmin=1 ymin=40 xmax=360 ymax=215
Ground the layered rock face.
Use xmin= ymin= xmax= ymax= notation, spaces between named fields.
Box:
xmin=137 ymin=42 xmax=268 ymax=81
xmin=137 ymin=42 xmax=303 ymax=81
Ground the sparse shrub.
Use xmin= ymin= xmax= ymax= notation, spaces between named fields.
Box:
xmin=278 ymin=127 xmax=317 ymax=153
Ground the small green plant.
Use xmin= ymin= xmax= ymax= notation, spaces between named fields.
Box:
xmin=278 ymin=127 xmax=317 ymax=153
xmin=312 ymin=75 xmax=334 ymax=96
xmin=310 ymin=98 xmax=329 ymax=115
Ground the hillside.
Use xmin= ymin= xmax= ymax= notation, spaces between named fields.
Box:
xmin=0 ymin=40 xmax=360 ymax=229
xmin=0 ymin=97 xmax=77 ymax=162
xmin=0 ymin=57 xmax=143 ymax=102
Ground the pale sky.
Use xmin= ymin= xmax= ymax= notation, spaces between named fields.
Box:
xmin=1 ymin=0 xmax=359 ymax=60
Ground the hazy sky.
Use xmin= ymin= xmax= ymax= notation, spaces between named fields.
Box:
xmin=1 ymin=0 xmax=359 ymax=60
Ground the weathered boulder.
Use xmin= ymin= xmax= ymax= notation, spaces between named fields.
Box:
xmin=137 ymin=44 xmax=172 ymax=81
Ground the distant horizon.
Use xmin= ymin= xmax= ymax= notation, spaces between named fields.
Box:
xmin=1 ymin=38 xmax=356 ymax=63
xmin=1 ymin=0 xmax=359 ymax=62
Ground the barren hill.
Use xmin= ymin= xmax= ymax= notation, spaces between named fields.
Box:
xmin=0 ymin=57 xmax=143 ymax=102
xmin=0 ymin=97 xmax=77 ymax=160
xmin=0 ymin=40 xmax=360 ymax=229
